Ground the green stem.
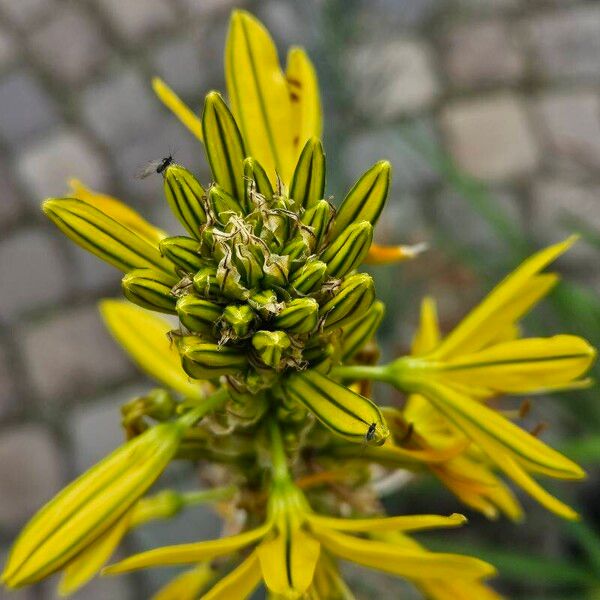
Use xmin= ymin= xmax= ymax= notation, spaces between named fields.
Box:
xmin=332 ymin=364 xmax=393 ymax=383
xmin=268 ymin=417 xmax=291 ymax=485
xmin=181 ymin=485 xmax=237 ymax=506
xmin=177 ymin=387 xmax=229 ymax=428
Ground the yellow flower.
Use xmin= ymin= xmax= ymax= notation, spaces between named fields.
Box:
xmin=103 ymin=421 xmax=496 ymax=599
xmin=385 ymin=237 xmax=596 ymax=519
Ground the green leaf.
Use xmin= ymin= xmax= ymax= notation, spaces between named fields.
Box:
xmin=332 ymin=160 xmax=390 ymax=237
xmin=202 ymin=91 xmax=247 ymax=202
xmin=289 ymin=137 xmax=325 ymax=209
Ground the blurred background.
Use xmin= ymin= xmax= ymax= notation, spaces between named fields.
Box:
xmin=1 ymin=0 xmax=600 ymax=598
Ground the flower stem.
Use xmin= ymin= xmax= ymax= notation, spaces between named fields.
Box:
xmin=177 ymin=387 xmax=229 ymax=428
xmin=332 ymin=364 xmax=393 ymax=383
xmin=181 ymin=485 xmax=237 ymax=506
xmin=268 ymin=417 xmax=291 ymax=485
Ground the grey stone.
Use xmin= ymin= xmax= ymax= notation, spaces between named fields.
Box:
xmin=151 ymin=37 xmax=206 ymax=99
xmin=0 ymin=228 xmax=68 ymax=320
xmin=443 ymin=20 xmax=524 ymax=87
xmin=179 ymin=0 xmax=245 ymax=18
xmin=440 ymin=93 xmax=540 ymax=181
xmin=534 ymin=91 xmax=600 ymax=169
xmin=356 ymin=0 xmax=442 ymax=30
xmin=17 ymin=129 xmax=109 ymax=202
xmin=45 ymin=572 xmax=134 ymax=600
xmin=0 ymin=26 xmax=17 ymax=70
xmin=0 ymin=71 xmax=59 ymax=144
xmin=0 ymin=160 xmax=24 ymax=229
xmin=0 ymin=0 xmax=52 ymax=28
xmin=29 ymin=6 xmax=108 ymax=85
xmin=20 ymin=305 xmax=134 ymax=406
xmin=524 ymin=7 xmax=600 ymax=82
xmin=81 ymin=68 xmax=161 ymax=149
xmin=348 ymin=38 xmax=439 ymax=120
xmin=0 ymin=344 xmax=15 ymax=418
xmin=69 ymin=244 xmax=120 ymax=294
xmin=68 ymin=385 xmax=145 ymax=472
xmin=96 ymin=0 xmax=176 ymax=44
xmin=0 ymin=424 xmax=63 ymax=527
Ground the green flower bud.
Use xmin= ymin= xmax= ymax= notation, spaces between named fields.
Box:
xmin=281 ymin=236 xmax=310 ymax=261
xmin=232 ymin=244 xmax=263 ymax=289
xmin=176 ymin=295 xmax=222 ymax=336
xmin=243 ymin=157 xmax=273 ymax=204
xmin=319 ymin=272 xmax=375 ymax=331
xmin=159 ymin=236 xmax=204 ymax=273
xmin=207 ymin=185 xmax=243 ymax=225
xmin=216 ymin=259 xmax=249 ymax=300
xmin=248 ymin=289 xmax=282 ymax=318
xmin=193 ymin=265 xmax=220 ymax=297
xmin=122 ymin=269 xmax=177 ymax=314
xmin=301 ymin=199 xmax=334 ymax=251
xmin=180 ymin=341 xmax=248 ymax=379
xmin=289 ymin=137 xmax=326 ymax=210
xmin=252 ymin=330 xmax=291 ymax=369
xmin=263 ymin=254 xmax=289 ymax=288
xmin=226 ymin=388 xmax=269 ymax=426
xmin=341 ymin=300 xmax=385 ymax=361
xmin=274 ymin=298 xmax=319 ymax=334
xmin=221 ymin=304 xmax=255 ymax=338
xmin=289 ymin=258 xmax=327 ymax=294
xmin=163 ymin=164 xmax=207 ymax=239
xmin=321 ymin=221 xmax=373 ymax=278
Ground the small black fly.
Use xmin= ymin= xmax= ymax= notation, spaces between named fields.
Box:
xmin=137 ymin=154 xmax=174 ymax=179
xmin=365 ymin=422 xmax=377 ymax=443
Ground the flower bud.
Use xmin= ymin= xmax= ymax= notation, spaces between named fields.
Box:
xmin=193 ymin=265 xmax=220 ymax=297
xmin=159 ymin=236 xmax=204 ymax=273
xmin=263 ymin=254 xmax=290 ymax=288
xmin=232 ymin=244 xmax=264 ymax=288
xmin=341 ymin=300 xmax=385 ymax=361
xmin=319 ymin=273 xmax=375 ymax=331
xmin=180 ymin=341 xmax=248 ymax=379
xmin=301 ymin=199 xmax=334 ymax=251
xmin=248 ymin=289 xmax=282 ymax=317
xmin=163 ymin=164 xmax=207 ymax=239
xmin=122 ymin=269 xmax=177 ymax=314
xmin=275 ymin=298 xmax=319 ymax=334
xmin=2 ymin=421 xmax=187 ymax=587
xmin=252 ymin=330 xmax=291 ymax=369
xmin=289 ymin=258 xmax=327 ymax=294
xmin=321 ymin=221 xmax=373 ymax=278
xmin=221 ymin=304 xmax=256 ymax=338
xmin=244 ymin=157 xmax=273 ymax=204
xmin=216 ymin=259 xmax=249 ymax=300
xmin=176 ymin=295 xmax=222 ymax=335
xmin=290 ymin=137 xmax=326 ymax=210
xmin=207 ymin=185 xmax=243 ymax=224
xmin=282 ymin=236 xmax=311 ymax=261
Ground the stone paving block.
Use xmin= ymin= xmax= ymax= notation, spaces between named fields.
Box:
xmin=0 ymin=71 xmax=59 ymax=145
xmin=28 ymin=5 xmax=108 ymax=86
xmin=524 ymin=7 xmax=600 ymax=82
xmin=0 ymin=344 xmax=16 ymax=418
xmin=179 ymin=0 xmax=244 ymax=18
xmin=68 ymin=385 xmax=145 ymax=472
xmin=443 ymin=20 xmax=524 ymax=87
xmin=20 ymin=305 xmax=134 ymax=406
xmin=0 ymin=424 xmax=63 ymax=527
xmin=534 ymin=91 xmax=600 ymax=169
xmin=0 ymin=25 xmax=17 ymax=70
xmin=0 ymin=228 xmax=68 ymax=320
xmin=348 ymin=38 xmax=439 ymax=120
xmin=0 ymin=161 xmax=24 ymax=230
xmin=356 ymin=0 xmax=441 ymax=30
xmin=96 ymin=0 xmax=176 ymax=44
xmin=45 ymin=571 xmax=134 ymax=600
xmin=0 ymin=0 xmax=52 ymax=28
xmin=81 ymin=68 xmax=162 ymax=149
xmin=151 ymin=37 xmax=206 ymax=99
xmin=69 ymin=244 xmax=120 ymax=294
xmin=440 ymin=93 xmax=540 ymax=181
xmin=17 ymin=129 xmax=109 ymax=202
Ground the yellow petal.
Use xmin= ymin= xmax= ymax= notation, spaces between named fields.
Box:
xmin=314 ymin=528 xmax=495 ymax=581
xmin=364 ymin=242 xmax=427 ymax=265
xmin=225 ymin=10 xmax=294 ymax=183
xmin=412 ymin=297 xmax=441 ymax=356
xmin=257 ymin=529 xmax=320 ymax=597
xmin=286 ymin=47 xmax=322 ymax=156
xmin=434 ymin=236 xmax=577 ymax=358
xmin=99 ymin=300 xmax=206 ymax=400
xmin=58 ymin=510 xmax=133 ymax=596
xmin=153 ymin=564 xmax=215 ymax=600
xmin=306 ymin=512 xmax=466 ymax=534
xmin=3 ymin=423 xmax=185 ymax=587
xmin=440 ymin=335 xmax=596 ymax=393
xmin=419 ymin=578 xmax=504 ymax=600
xmin=201 ymin=553 xmax=261 ymax=600
xmin=417 ymin=381 xmax=584 ymax=480
xmin=152 ymin=77 xmax=203 ymax=142
xmin=103 ymin=521 xmax=271 ymax=575
xmin=68 ymin=179 xmax=166 ymax=245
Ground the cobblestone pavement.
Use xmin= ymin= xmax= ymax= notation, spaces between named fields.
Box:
xmin=0 ymin=1 xmax=599 ymax=598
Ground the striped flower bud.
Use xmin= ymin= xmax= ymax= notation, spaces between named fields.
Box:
xmin=176 ymin=295 xmax=222 ymax=336
xmin=252 ymin=330 xmax=291 ymax=369
xmin=162 ymin=164 xmax=207 ymax=239
xmin=248 ymin=289 xmax=282 ymax=317
xmin=319 ymin=273 xmax=375 ymax=331
xmin=282 ymin=236 xmax=310 ymax=261
xmin=274 ymin=298 xmax=319 ymax=334
xmin=180 ymin=341 xmax=248 ymax=379
xmin=263 ymin=254 xmax=290 ymax=288
xmin=289 ymin=258 xmax=327 ymax=294
xmin=216 ymin=259 xmax=249 ymax=300
xmin=341 ymin=300 xmax=385 ymax=361
xmin=289 ymin=137 xmax=326 ymax=210
xmin=159 ymin=236 xmax=204 ymax=273
xmin=2 ymin=419 xmax=188 ymax=587
xmin=232 ymin=244 xmax=264 ymax=289
xmin=207 ymin=185 xmax=243 ymax=224
xmin=301 ymin=199 xmax=333 ymax=251
xmin=193 ymin=265 xmax=220 ymax=297
xmin=122 ymin=269 xmax=177 ymax=314
xmin=321 ymin=221 xmax=373 ymax=278
xmin=243 ymin=157 xmax=273 ymax=203
xmin=221 ymin=304 xmax=255 ymax=338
